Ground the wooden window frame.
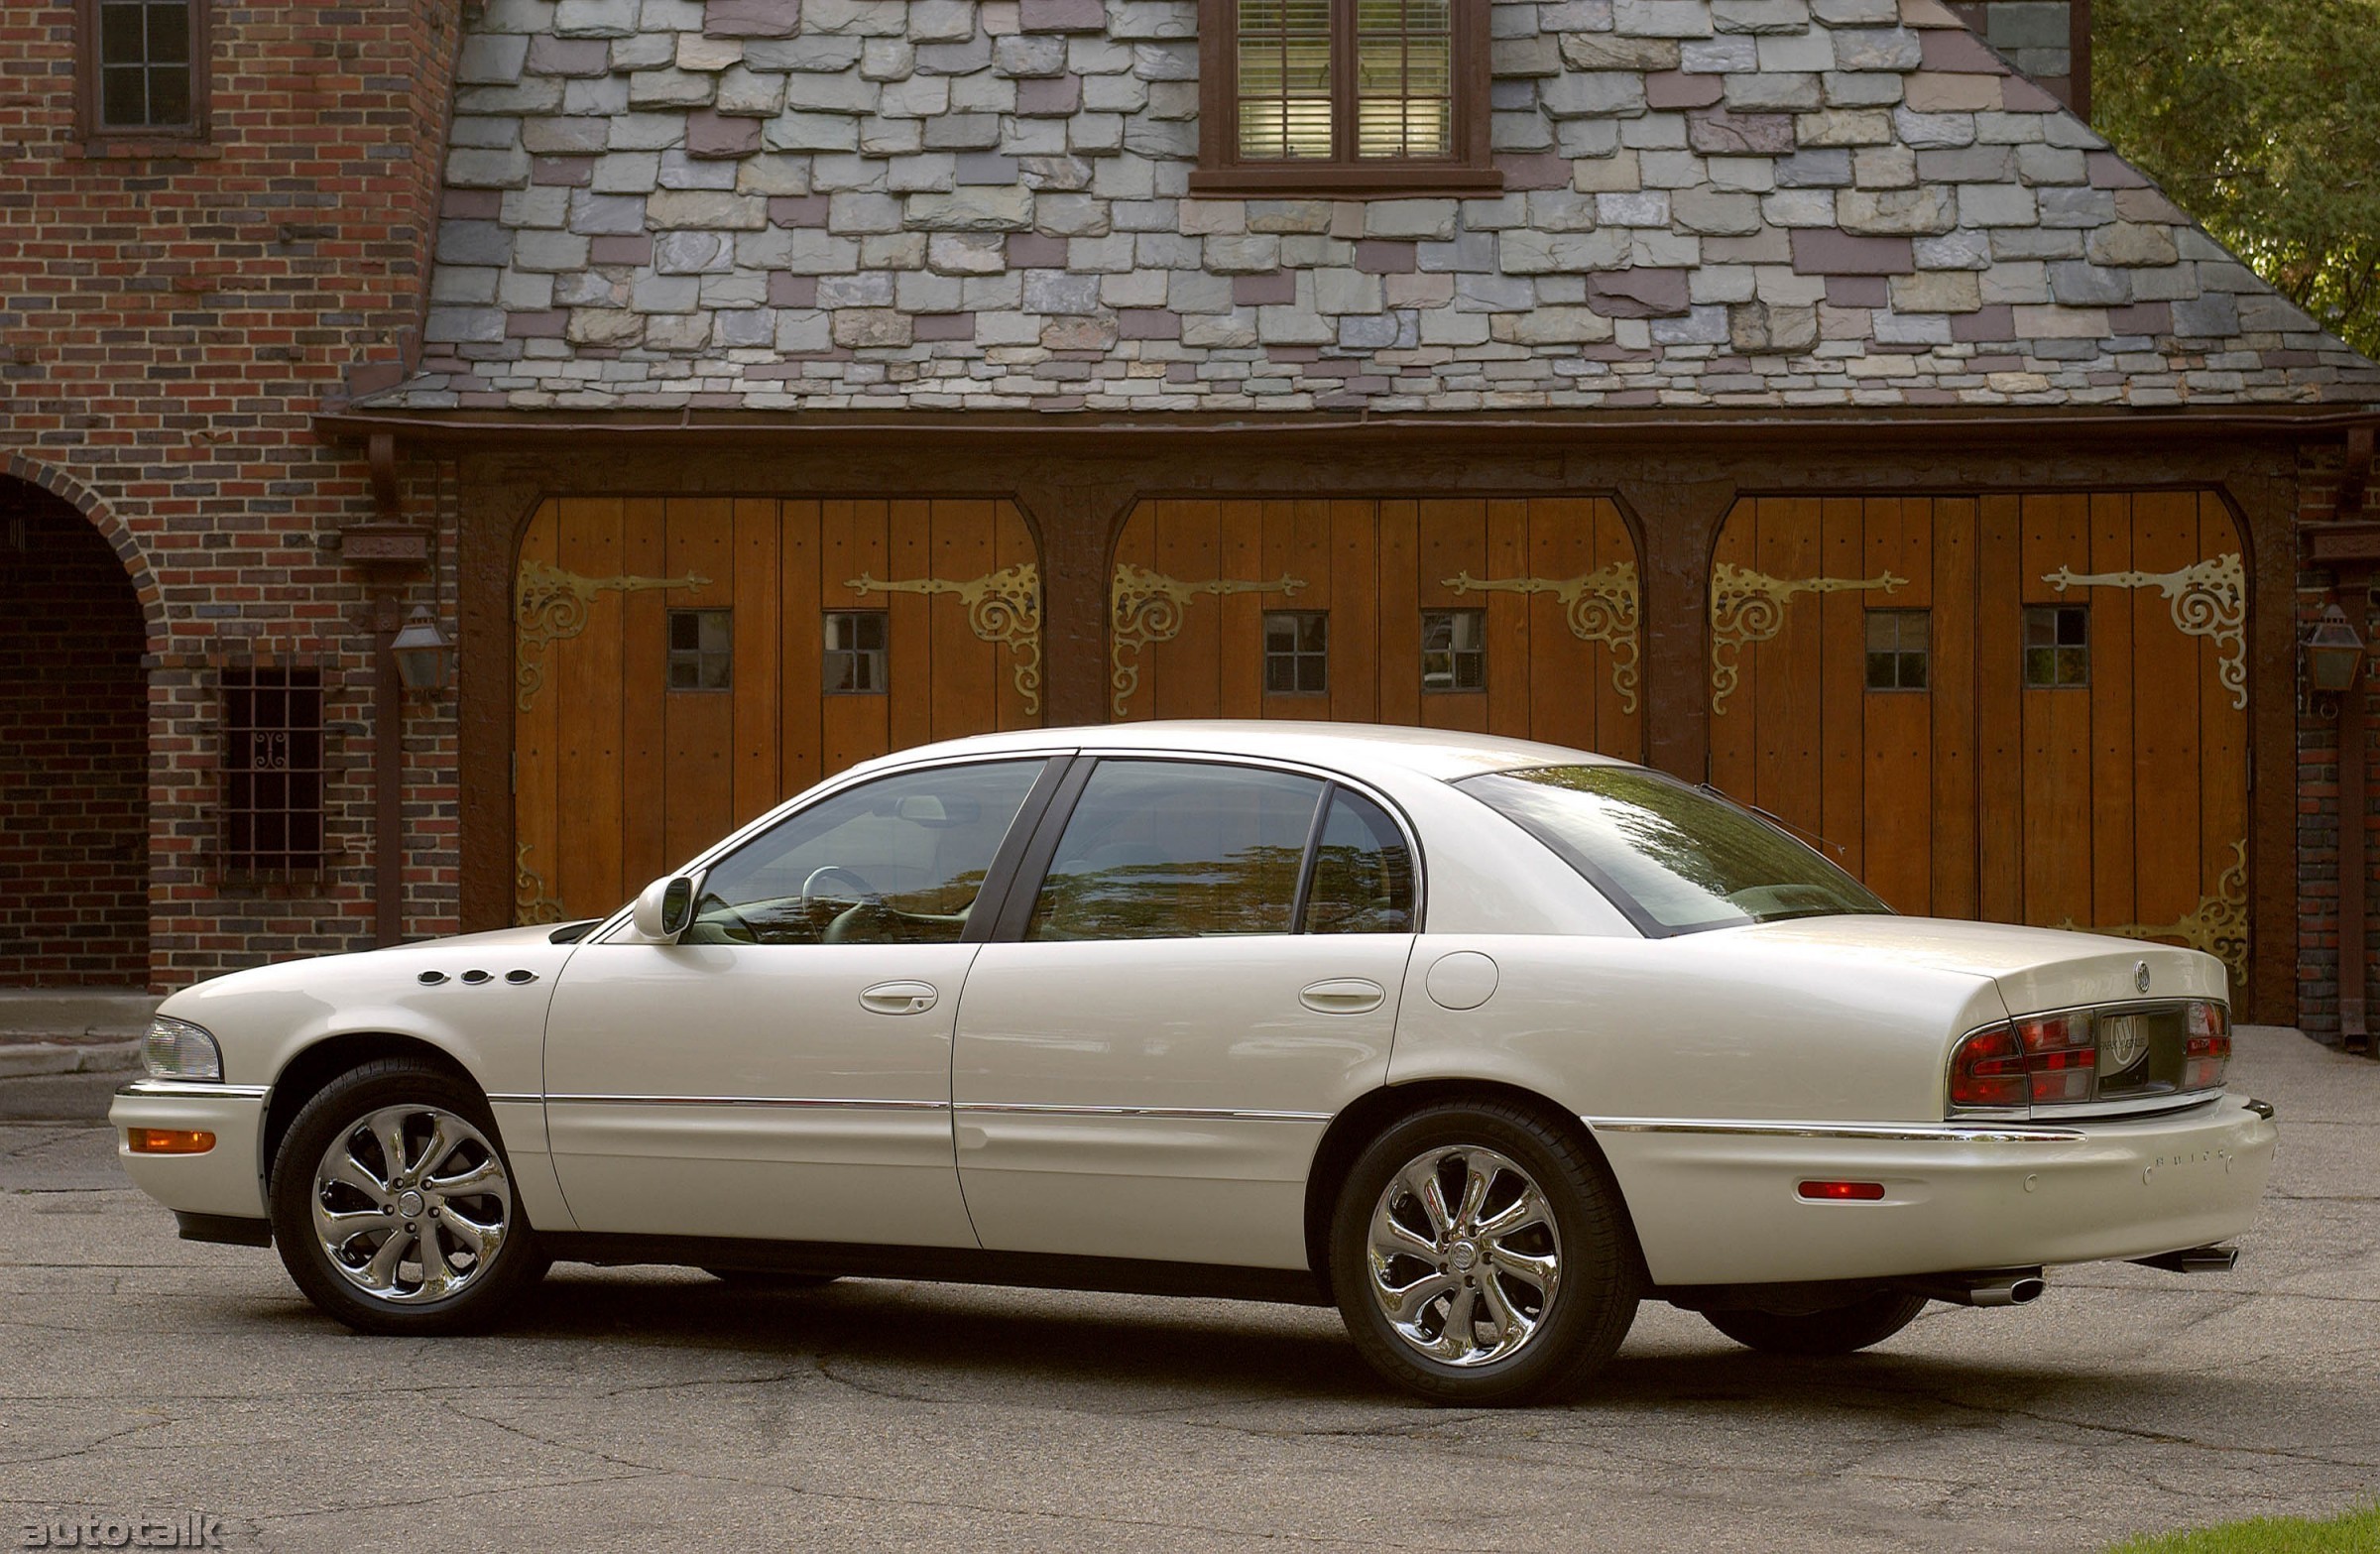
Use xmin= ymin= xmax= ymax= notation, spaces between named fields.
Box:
xmin=666 ymin=608 xmax=735 ymax=693
xmin=822 ymin=609 xmax=890 ymax=696
xmin=1863 ymin=607 xmax=1932 ymax=693
xmin=1263 ymin=610 xmax=1331 ymax=696
xmin=2022 ymin=603 xmax=2091 ymax=690
xmin=75 ymin=0 xmax=209 ymax=145
xmin=1192 ymin=0 xmax=1499 ymax=199
xmin=1420 ymin=607 xmax=1488 ymax=694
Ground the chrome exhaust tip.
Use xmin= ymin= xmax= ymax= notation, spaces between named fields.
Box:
xmin=1899 ymin=1270 xmax=2047 ymax=1308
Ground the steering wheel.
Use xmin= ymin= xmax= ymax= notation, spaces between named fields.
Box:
xmin=801 ymin=865 xmax=881 ymax=913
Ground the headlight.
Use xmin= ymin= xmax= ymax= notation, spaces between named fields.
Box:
xmin=143 ymin=1016 xmax=223 ymax=1082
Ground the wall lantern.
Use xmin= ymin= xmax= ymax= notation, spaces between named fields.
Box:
xmin=2306 ymin=604 xmax=2368 ymax=694
xmin=390 ymin=605 xmax=453 ymax=692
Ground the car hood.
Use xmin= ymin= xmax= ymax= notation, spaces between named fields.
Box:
xmin=157 ymin=923 xmax=587 ymax=1090
xmin=1733 ymin=915 xmax=2227 ymax=1016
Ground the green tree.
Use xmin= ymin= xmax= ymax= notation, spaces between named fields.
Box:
xmin=2094 ymin=0 xmax=2380 ymax=360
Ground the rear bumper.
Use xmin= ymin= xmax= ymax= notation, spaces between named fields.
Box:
xmin=108 ymin=1079 xmax=270 ymax=1222
xmin=1589 ymin=1095 xmax=2277 ymax=1286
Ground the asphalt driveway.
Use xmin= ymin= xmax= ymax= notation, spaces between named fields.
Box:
xmin=4 ymin=1026 xmax=2373 ymax=1553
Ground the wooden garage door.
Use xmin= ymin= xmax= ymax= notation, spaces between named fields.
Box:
xmin=1708 ymin=493 xmax=2248 ymax=984
xmin=1111 ymin=497 xmax=1642 ymax=759
xmin=513 ymin=496 xmax=1041 ymax=924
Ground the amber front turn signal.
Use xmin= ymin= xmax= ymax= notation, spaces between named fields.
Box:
xmin=127 ymin=1129 xmax=215 ymax=1155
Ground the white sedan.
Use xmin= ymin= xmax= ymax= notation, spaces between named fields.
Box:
xmin=113 ymin=724 xmax=2276 ymax=1403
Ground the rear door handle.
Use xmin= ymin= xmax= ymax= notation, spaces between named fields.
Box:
xmin=1300 ymin=978 xmax=1385 ymax=1016
xmin=859 ymin=981 xmax=939 ymax=1016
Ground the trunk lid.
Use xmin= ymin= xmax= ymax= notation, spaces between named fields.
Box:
xmin=1733 ymin=915 xmax=2228 ymax=1016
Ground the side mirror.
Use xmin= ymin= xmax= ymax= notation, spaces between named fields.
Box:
xmin=632 ymin=873 xmax=701 ymax=943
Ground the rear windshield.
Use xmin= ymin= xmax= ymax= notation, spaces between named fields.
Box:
xmin=1457 ymin=766 xmax=1892 ymax=936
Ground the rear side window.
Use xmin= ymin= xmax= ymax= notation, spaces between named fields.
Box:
xmin=1459 ymin=765 xmax=1889 ymax=936
xmin=1028 ymin=761 xmax=1324 ymax=940
xmin=1300 ymin=789 xmax=1415 ymax=934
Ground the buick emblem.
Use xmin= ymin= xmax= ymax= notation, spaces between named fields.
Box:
xmin=2102 ymin=1017 xmax=2151 ymax=1074
xmin=2134 ymin=961 xmax=2152 ymax=996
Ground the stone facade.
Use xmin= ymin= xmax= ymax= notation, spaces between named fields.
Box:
xmin=370 ymin=0 xmax=2380 ymax=415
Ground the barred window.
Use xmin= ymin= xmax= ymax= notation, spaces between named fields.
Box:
xmin=82 ymin=0 xmax=203 ymax=135
xmin=222 ymin=667 xmax=324 ymax=876
xmin=1196 ymin=0 xmax=1494 ymax=195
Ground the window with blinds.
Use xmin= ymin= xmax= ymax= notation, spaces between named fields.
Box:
xmin=1355 ymin=0 xmax=1453 ymax=160
xmin=1200 ymin=0 xmax=1493 ymax=194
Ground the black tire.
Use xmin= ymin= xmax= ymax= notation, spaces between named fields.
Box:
xmin=1702 ymin=1289 xmax=1930 ymax=1356
xmin=268 ymin=1058 xmax=543 ymax=1336
xmin=1329 ymin=1100 xmax=1641 ymax=1406
xmin=704 ymin=1267 xmax=838 ymax=1290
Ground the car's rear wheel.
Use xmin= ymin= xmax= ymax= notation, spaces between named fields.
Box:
xmin=269 ymin=1059 xmax=543 ymax=1336
xmin=1701 ymin=1289 xmax=1930 ymax=1356
xmin=1329 ymin=1101 xmax=1639 ymax=1405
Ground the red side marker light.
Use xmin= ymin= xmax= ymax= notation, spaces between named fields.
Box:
xmin=1798 ymin=1180 xmax=1887 ymax=1202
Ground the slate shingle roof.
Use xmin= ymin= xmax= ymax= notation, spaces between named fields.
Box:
xmin=360 ymin=0 xmax=2380 ymax=415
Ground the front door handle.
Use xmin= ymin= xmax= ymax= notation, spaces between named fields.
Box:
xmin=859 ymin=981 xmax=939 ymax=1016
xmin=1300 ymin=978 xmax=1385 ymax=1016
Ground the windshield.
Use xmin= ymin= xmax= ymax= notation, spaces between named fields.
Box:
xmin=1457 ymin=766 xmax=1892 ymax=936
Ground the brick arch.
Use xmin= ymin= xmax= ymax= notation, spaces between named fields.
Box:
xmin=3 ymin=453 xmax=169 ymax=655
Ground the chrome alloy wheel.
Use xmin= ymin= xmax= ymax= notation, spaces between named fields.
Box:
xmin=1366 ymin=1144 xmax=1563 ymax=1368
xmin=310 ymin=1105 xmax=512 ymax=1305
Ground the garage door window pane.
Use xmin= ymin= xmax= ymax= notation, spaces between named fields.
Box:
xmin=1300 ymin=789 xmax=1415 ymax=934
xmin=2023 ymin=605 xmax=2088 ymax=688
xmin=687 ymin=760 xmax=1045 ymax=945
xmin=1264 ymin=611 xmax=1329 ymax=695
xmin=1028 ymin=760 xmax=1326 ymax=940
xmin=667 ymin=609 xmax=732 ymax=691
xmin=824 ymin=610 xmax=888 ymax=694
xmin=1421 ymin=608 xmax=1485 ymax=692
xmin=1864 ymin=609 xmax=1930 ymax=692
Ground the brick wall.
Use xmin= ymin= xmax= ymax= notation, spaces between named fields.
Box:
xmin=0 ymin=2 xmax=464 ymax=989
xmin=2295 ymin=438 xmax=2380 ymax=1044
xmin=0 ymin=497 xmax=149 ymax=985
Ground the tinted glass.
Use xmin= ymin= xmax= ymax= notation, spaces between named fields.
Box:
xmin=1028 ymin=761 xmax=1325 ymax=940
xmin=1459 ymin=766 xmax=1890 ymax=935
xmin=1302 ymin=789 xmax=1415 ymax=934
xmin=687 ymin=761 xmax=1042 ymax=946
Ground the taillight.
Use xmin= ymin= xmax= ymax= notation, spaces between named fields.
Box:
xmin=2182 ymin=1001 xmax=2230 ymax=1091
xmin=2015 ymin=1012 xmax=2096 ymax=1105
xmin=1953 ymin=1000 xmax=2233 ymax=1116
xmin=1949 ymin=1023 xmax=2027 ymax=1109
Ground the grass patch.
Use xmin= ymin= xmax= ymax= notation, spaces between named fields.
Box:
xmin=2107 ymin=1505 xmax=2380 ymax=1553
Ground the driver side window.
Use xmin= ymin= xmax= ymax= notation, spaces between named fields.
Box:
xmin=687 ymin=761 xmax=1044 ymax=946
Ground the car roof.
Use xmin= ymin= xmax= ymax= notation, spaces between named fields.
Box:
xmin=863 ymin=721 xmax=1630 ymax=783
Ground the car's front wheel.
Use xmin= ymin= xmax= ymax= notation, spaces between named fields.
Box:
xmin=269 ymin=1059 xmax=542 ymax=1335
xmin=1701 ymin=1289 xmax=1930 ymax=1356
xmin=1329 ymin=1101 xmax=1640 ymax=1405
